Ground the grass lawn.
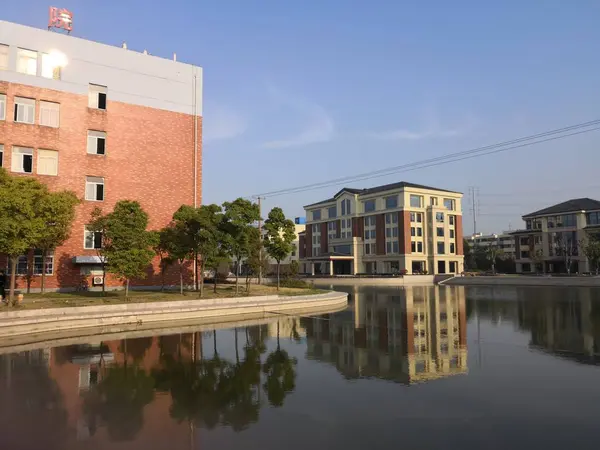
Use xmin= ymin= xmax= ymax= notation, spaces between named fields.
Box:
xmin=1 ymin=283 xmax=326 ymax=311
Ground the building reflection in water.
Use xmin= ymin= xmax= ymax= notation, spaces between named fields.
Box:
xmin=302 ymin=286 xmax=468 ymax=384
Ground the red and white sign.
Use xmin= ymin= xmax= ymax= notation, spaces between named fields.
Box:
xmin=48 ymin=7 xmax=73 ymax=33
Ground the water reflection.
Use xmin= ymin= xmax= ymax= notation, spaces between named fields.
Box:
xmin=3 ymin=286 xmax=600 ymax=449
xmin=303 ymin=286 xmax=468 ymax=384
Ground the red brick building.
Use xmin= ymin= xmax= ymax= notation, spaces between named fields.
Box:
xmin=0 ymin=20 xmax=202 ymax=290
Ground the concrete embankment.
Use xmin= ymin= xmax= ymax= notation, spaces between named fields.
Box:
xmin=0 ymin=291 xmax=348 ymax=341
xmin=308 ymin=275 xmax=440 ymax=286
xmin=443 ymin=276 xmax=600 ymax=288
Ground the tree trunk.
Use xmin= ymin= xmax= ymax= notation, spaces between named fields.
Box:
xmin=277 ymin=262 xmax=280 ymax=291
xmin=276 ymin=321 xmax=280 ymax=351
xmin=101 ymin=261 xmax=106 ymax=296
xmin=179 ymin=261 xmax=184 ymax=295
xmin=213 ymin=271 xmax=218 ymax=293
xmin=199 ymin=261 xmax=205 ymax=298
xmin=41 ymin=249 xmax=47 ymax=294
xmin=235 ymin=259 xmax=240 ymax=295
xmin=9 ymin=257 xmax=17 ymax=306
xmin=194 ymin=252 xmax=199 ymax=292
xmin=213 ymin=330 xmax=218 ymax=358
xmin=125 ymin=279 xmax=129 ymax=298
xmin=161 ymin=259 xmax=166 ymax=292
xmin=234 ymin=328 xmax=239 ymax=364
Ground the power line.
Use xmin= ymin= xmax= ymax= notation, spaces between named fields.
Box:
xmin=251 ymin=120 xmax=600 ymax=200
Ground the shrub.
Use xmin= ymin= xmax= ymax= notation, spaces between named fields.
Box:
xmin=272 ymin=279 xmax=312 ymax=289
xmin=399 ymin=269 xmax=408 ymax=275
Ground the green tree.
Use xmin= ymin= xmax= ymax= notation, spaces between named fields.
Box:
xmin=103 ymin=201 xmax=156 ymax=297
xmin=485 ymin=240 xmax=503 ymax=274
xmin=463 ymin=238 xmax=474 ymax=270
xmin=581 ymin=236 xmax=600 ymax=275
xmin=173 ymin=204 xmax=224 ymax=297
xmin=35 ymin=191 xmax=79 ymax=293
xmin=87 ymin=207 xmax=111 ymax=294
xmin=288 ymin=260 xmax=300 ymax=278
xmin=0 ymin=169 xmax=47 ymax=304
xmin=263 ymin=207 xmax=296 ymax=291
xmin=222 ymin=199 xmax=261 ymax=295
xmin=245 ymin=227 xmax=269 ymax=293
xmin=160 ymin=224 xmax=190 ymax=295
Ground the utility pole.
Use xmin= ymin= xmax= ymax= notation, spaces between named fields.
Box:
xmin=257 ymin=197 xmax=263 ymax=285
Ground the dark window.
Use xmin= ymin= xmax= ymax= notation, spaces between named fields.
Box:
xmin=385 ymin=196 xmax=398 ymax=209
xmin=94 ymin=232 xmax=103 ymax=249
xmin=97 ymin=137 xmax=106 ymax=155
xmin=437 ymin=242 xmax=445 ymax=254
xmin=23 ymin=153 xmax=32 ymax=173
xmin=449 ymin=215 xmax=455 ymax=225
xmin=328 ymin=206 xmax=337 ymax=218
xmin=437 ymin=227 xmax=444 ymax=237
xmin=450 ymin=243 xmax=455 ymax=253
xmin=364 ymin=200 xmax=376 ymax=212
xmin=312 ymin=210 xmax=321 ymax=221
xmin=96 ymin=184 xmax=104 ymax=201
xmin=98 ymin=92 xmax=107 ymax=110
xmin=411 ymin=227 xmax=416 ymax=237
xmin=411 ymin=241 xmax=416 ymax=252
xmin=436 ymin=212 xmax=444 ymax=223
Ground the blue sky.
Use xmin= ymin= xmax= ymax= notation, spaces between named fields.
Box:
xmin=5 ymin=1 xmax=600 ymax=234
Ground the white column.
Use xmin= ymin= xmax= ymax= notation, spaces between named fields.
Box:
xmin=329 ymin=260 xmax=334 ymax=275
xmin=311 ymin=263 xmax=315 ymax=276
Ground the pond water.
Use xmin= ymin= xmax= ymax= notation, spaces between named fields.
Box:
xmin=2 ymin=285 xmax=600 ymax=450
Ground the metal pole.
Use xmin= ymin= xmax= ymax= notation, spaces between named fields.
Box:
xmin=258 ymin=197 xmax=263 ymax=285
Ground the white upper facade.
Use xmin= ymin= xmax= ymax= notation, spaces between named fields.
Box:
xmin=0 ymin=20 xmax=202 ymax=116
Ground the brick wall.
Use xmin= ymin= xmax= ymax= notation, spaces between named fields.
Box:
xmin=0 ymin=81 xmax=202 ymax=289
xmin=400 ymin=211 xmax=411 ymax=254
xmin=298 ymin=233 xmax=306 ymax=259
xmin=305 ymin=226 xmax=312 ymax=258
xmin=320 ymin=222 xmax=328 ymax=254
xmin=352 ymin=217 xmax=364 ymax=239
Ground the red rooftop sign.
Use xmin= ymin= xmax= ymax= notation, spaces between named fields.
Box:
xmin=48 ymin=7 xmax=73 ymax=33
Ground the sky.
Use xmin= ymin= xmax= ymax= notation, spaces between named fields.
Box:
xmin=4 ymin=1 xmax=600 ymax=235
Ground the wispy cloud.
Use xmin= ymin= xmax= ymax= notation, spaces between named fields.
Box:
xmin=368 ymin=110 xmax=477 ymax=141
xmin=261 ymin=86 xmax=335 ymax=150
xmin=203 ymin=105 xmax=247 ymax=142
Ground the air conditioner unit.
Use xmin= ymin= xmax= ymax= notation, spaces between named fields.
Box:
xmin=92 ymin=276 xmax=104 ymax=286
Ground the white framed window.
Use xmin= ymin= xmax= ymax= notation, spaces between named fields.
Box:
xmin=87 ymin=131 xmax=106 ymax=155
xmin=0 ymin=144 xmax=3 ymax=168
xmin=89 ymin=84 xmax=107 ymax=110
xmin=16 ymin=48 xmax=38 ymax=75
xmin=84 ymin=226 xmax=103 ymax=249
xmin=0 ymin=44 xmax=8 ymax=70
xmin=37 ymin=149 xmax=58 ymax=176
xmin=11 ymin=146 xmax=33 ymax=173
xmin=41 ymin=53 xmax=61 ymax=80
xmin=33 ymin=250 xmax=54 ymax=275
xmin=430 ymin=197 xmax=438 ymax=206
xmin=328 ymin=221 xmax=337 ymax=241
xmin=410 ymin=195 xmax=423 ymax=208
xmin=443 ymin=199 xmax=456 ymax=211
xmin=14 ymin=97 xmax=35 ymax=124
xmin=39 ymin=101 xmax=60 ymax=127
xmin=85 ymin=176 xmax=105 ymax=201
xmin=0 ymin=94 xmax=5 ymax=121
xmin=436 ymin=212 xmax=445 ymax=223
xmin=6 ymin=255 xmax=29 ymax=275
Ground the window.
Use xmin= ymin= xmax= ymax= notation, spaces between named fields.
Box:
xmin=0 ymin=144 xmax=3 ymax=167
xmin=365 ymin=215 xmax=376 ymax=227
xmin=410 ymin=195 xmax=423 ymax=208
xmin=0 ymin=44 xmax=8 ymax=70
xmin=14 ymin=97 xmax=35 ymax=124
xmin=89 ymin=84 xmax=107 ymax=110
xmin=587 ymin=212 xmax=600 ymax=226
xmin=386 ymin=241 xmax=399 ymax=254
xmin=449 ymin=215 xmax=455 ymax=226
xmin=417 ymin=241 xmax=423 ymax=252
xmin=437 ymin=242 xmax=445 ymax=254
xmin=411 ymin=227 xmax=416 ymax=237
xmin=430 ymin=197 xmax=438 ymax=206
xmin=443 ymin=198 xmax=455 ymax=210
xmin=385 ymin=212 xmax=398 ymax=224
xmin=416 ymin=213 xmax=422 ymax=223
xmin=0 ymin=94 xmax=5 ymax=120
xmin=312 ymin=224 xmax=319 ymax=233
xmin=7 ymin=255 xmax=28 ymax=275
xmin=333 ymin=245 xmax=352 ymax=255
xmin=410 ymin=212 xmax=422 ymax=223
xmin=341 ymin=198 xmax=351 ymax=216
xmin=39 ymin=101 xmax=60 ymax=127
xmin=364 ymin=199 xmax=376 ymax=213
xmin=84 ymin=227 xmax=103 ymax=249
xmin=85 ymin=176 xmax=105 ymax=201
xmin=17 ymin=48 xmax=37 ymax=75
xmin=328 ymin=221 xmax=337 ymax=240
xmin=364 ymin=243 xmax=372 ymax=255
xmin=450 ymin=243 xmax=455 ymax=254
xmin=328 ymin=206 xmax=337 ymax=218
xmin=450 ymin=229 xmax=455 ymax=239
xmin=416 ymin=227 xmax=422 ymax=237
xmin=385 ymin=196 xmax=398 ymax=209
xmin=37 ymin=149 xmax=58 ymax=176
xmin=87 ymin=131 xmax=106 ymax=155
xmin=41 ymin=53 xmax=61 ymax=80
xmin=411 ymin=241 xmax=416 ymax=252
xmin=11 ymin=146 xmax=33 ymax=173
xmin=411 ymin=241 xmax=423 ymax=253
xmin=312 ymin=209 xmax=321 ymax=221
xmin=437 ymin=227 xmax=444 ymax=237
xmin=436 ymin=212 xmax=445 ymax=223
xmin=33 ymin=250 xmax=54 ymax=275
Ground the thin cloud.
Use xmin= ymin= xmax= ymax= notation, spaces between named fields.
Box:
xmin=261 ymin=86 xmax=335 ymax=149
xmin=369 ymin=111 xmax=477 ymax=141
xmin=203 ymin=105 xmax=247 ymax=142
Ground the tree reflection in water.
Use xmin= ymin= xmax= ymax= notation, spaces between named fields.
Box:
xmin=262 ymin=321 xmax=298 ymax=407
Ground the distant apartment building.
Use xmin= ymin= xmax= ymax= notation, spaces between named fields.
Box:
xmin=299 ymin=182 xmax=464 ymax=275
xmin=0 ymin=20 xmax=202 ymax=290
xmin=467 ymin=232 xmax=516 ymax=258
xmin=511 ymin=198 xmax=600 ymax=273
